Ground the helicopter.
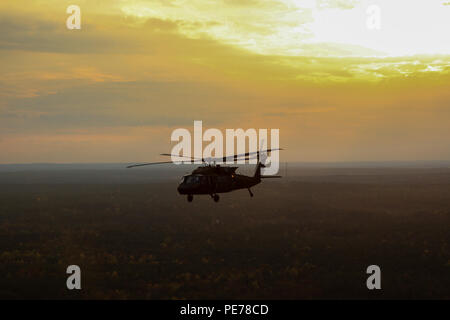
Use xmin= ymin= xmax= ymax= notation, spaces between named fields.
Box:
xmin=127 ymin=148 xmax=282 ymax=202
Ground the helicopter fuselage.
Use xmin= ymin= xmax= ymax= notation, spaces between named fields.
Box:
xmin=177 ymin=172 xmax=260 ymax=195
xmin=176 ymin=164 xmax=263 ymax=201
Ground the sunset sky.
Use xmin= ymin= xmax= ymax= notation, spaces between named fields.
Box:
xmin=1 ymin=0 xmax=449 ymax=163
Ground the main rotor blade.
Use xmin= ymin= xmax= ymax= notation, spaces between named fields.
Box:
xmin=160 ymin=153 xmax=204 ymax=162
xmin=160 ymin=153 xmax=257 ymax=163
xmin=156 ymin=148 xmax=283 ymax=164
xmin=211 ymin=148 xmax=283 ymax=163
xmin=127 ymin=161 xmax=185 ymax=168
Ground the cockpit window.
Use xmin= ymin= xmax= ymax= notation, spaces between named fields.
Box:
xmin=185 ymin=175 xmax=198 ymax=184
xmin=184 ymin=175 xmax=205 ymax=184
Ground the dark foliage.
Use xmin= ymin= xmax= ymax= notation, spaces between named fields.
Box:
xmin=0 ymin=167 xmax=449 ymax=299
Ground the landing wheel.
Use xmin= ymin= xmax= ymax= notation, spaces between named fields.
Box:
xmin=213 ymin=194 xmax=220 ymax=202
xmin=187 ymin=195 xmax=193 ymax=202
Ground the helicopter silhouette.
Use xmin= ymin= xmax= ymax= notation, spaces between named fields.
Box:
xmin=127 ymin=147 xmax=282 ymax=202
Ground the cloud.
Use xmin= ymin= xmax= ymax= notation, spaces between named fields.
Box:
xmin=0 ymin=12 xmax=160 ymax=54
xmin=0 ymin=0 xmax=449 ymax=162
xmin=0 ymin=79 xmax=257 ymax=134
xmin=316 ymin=0 xmax=359 ymax=10
xmin=120 ymin=0 xmax=315 ymax=55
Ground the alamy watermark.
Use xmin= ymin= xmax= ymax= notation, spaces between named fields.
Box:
xmin=66 ymin=265 xmax=81 ymax=290
xmin=170 ymin=121 xmax=280 ymax=176
xmin=366 ymin=5 xmax=381 ymax=30
xmin=366 ymin=265 xmax=381 ymax=290
xmin=66 ymin=5 xmax=81 ymax=30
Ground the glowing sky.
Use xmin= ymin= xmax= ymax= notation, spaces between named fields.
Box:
xmin=0 ymin=0 xmax=449 ymax=162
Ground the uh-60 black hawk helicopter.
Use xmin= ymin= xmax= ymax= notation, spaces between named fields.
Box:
xmin=127 ymin=147 xmax=283 ymax=202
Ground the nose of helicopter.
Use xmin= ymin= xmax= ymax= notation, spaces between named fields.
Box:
xmin=177 ymin=183 xmax=188 ymax=194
